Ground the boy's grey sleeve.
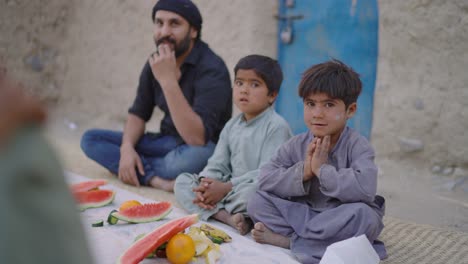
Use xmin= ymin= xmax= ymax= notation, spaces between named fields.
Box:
xmin=231 ymin=124 xmax=292 ymax=186
xmin=318 ymin=140 xmax=378 ymax=203
xmin=258 ymin=137 xmax=308 ymax=197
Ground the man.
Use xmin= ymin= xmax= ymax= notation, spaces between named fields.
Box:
xmin=81 ymin=0 xmax=232 ymax=192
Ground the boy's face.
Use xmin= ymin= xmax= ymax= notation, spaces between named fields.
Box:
xmin=303 ymin=92 xmax=356 ymax=142
xmin=233 ymin=69 xmax=277 ymax=121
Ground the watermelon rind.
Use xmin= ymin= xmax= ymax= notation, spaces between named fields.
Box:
xmin=92 ymin=220 xmax=104 ymax=227
xmin=107 ymin=209 xmax=119 ymax=225
xmin=113 ymin=202 xmax=172 ymax=223
xmin=117 ymin=214 xmax=199 ymax=264
xmin=71 ymin=179 xmax=108 ymax=193
xmin=76 ymin=190 xmax=115 ymax=211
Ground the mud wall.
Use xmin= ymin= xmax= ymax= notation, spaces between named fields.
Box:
xmin=0 ymin=0 xmax=70 ymax=103
xmin=373 ymin=0 xmax=468 ymax=169
xmin=1 ymin=0 xmax=466 ymax=170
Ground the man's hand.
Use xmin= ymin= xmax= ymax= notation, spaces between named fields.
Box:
xmin=118 ymin=145 xmax=144 ymax=187
xmin=148 ymin=44 xmax=181 ymax=87
xmin=310 ymin=135 xmax=330 ymax=177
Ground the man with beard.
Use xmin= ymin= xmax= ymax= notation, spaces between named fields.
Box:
xmin=81 ymin=0 xmax=232 ymax=192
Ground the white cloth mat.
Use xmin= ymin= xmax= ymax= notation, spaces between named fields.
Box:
xmin=67 ymin=172 xmax=299 ymax=264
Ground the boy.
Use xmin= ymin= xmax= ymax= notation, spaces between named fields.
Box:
xmin=174 ymin=55 xmax=292 ymax=235
xmin=247 ymin=59 xmax=387 ymax=263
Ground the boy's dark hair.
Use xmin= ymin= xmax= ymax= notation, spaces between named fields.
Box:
xmin=298 ymin=59 xmax=362 ymax=108
xmin=234 ymin=55 xmax=283 ymax=95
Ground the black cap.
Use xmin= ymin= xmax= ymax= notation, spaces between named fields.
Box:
xmin=152 ymin=0 xmax=203 ymax=32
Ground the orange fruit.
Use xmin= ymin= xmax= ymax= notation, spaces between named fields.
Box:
xmin=119 ymin=200 xmax=142 ymax=211
xmin=166 ymin=233 xmax=196 ymax=264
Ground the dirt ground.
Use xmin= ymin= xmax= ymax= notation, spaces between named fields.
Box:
xmin=2 ymin=0 xmax=468 ymax=233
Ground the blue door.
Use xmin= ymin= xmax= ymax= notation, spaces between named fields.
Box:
xmin=275 ymin=0 xmax=379 ymax=139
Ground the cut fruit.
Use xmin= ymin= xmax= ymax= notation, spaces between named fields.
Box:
xmin=70 ymin=179 xmax=107 ymax=193
xmin=133 ymin=233 xmax=146 ymax=242
xmin=112 ymin=202 xmax=172 ymax=223
xmin=155 ymin=242 xmax=168 ymax=258
xmin=200 ymin=224 xmax=232 ymax=243
xmin=208 ymin=236 xmax=224 ymax=244
xmin=166 ymin=233 xmax=195 ymax=264
xmin=204 ymin=244 xmax=222 ymax=264
xmin=187 ymin=226 xmax=215 ymax=256
xmin=133 ymin=233 xmax=157 ymax=259
xmin=74 ymin=189 xmax=115 ymax=211
xmin=155 ymin=249 xmax=166 ymax=258
xmin=92 ymin=220 xmax=104 ymax=227
xmin=117 ymin=214 xmax=199 ymax=264
xmin=107 ymin=209 xmax=119 ymax=225
xmin=119 ymin=200 xmax=142 ymax=211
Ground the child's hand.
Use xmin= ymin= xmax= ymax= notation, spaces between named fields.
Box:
xmin=310 ymin=135 xmax=330 ymax=176
xmin=192 ymin=180 xmax=216 ymax=210
xmin=303 ymin=137 xmax=318 ymax=181
xmin=200 ymin=178 xmax=232 ymax=206
xmin=192 ymin=191 xmax=216 ymax=210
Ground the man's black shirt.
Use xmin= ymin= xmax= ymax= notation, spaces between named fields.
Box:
xmin=129 ymin=40 xmax=232 ymax=144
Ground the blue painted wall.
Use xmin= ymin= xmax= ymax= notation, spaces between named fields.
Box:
xmin=276 ymin=0 xmax=379 ymax=139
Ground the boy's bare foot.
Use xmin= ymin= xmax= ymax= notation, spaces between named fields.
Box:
xmin=213 ymin=210 xmax=252 ymax=235
xmin=232 ymin=213 xmax=252 ymax=235
xmin=149 ymin=176 xmax=175 ymax=192
xmin=251 ymin=222 xmax=290 ymax=249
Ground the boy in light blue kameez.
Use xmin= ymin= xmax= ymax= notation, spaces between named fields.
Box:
xmin=174 ymin=55 xmax=292 ymax=234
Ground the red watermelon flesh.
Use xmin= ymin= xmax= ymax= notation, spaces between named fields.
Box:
xmin=70 ymin=179 xmax=108 ymax=193
xmin=74 ymin=189 xmax=115 ymax=211
xmin=113 ymin=202 xmax=172 ymax=223
xmin=117 ymin=214 xmax=198 ymax=264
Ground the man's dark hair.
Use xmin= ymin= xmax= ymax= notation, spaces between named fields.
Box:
xmin=298 ymin=59 xmax=362 ymax=108
xmin=234 ymin=55 xmax=283 ymax=95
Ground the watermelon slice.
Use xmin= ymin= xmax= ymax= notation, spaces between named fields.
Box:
xmin=117 ymin=214 xmax=199 ymax=264
xmin=74 ymin=189 xmax=115 ymax=211
xmin=70 ymin=179 xmax=108 ymax=193
xmin=112 ymin=202 xmax=172 ymax=223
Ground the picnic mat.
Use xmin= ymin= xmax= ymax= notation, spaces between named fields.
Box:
xmin=380 ymin=217 xmax=468 ymax=264
xmin=67 ymin=172 xmax=299 ymax=264
xmin=68 ymin=172 xmax=468 ymax=264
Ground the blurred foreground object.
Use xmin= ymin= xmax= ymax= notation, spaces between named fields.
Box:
xmin=0 ymin=66 xmax=93 ymax=264
xmin=0 ymin=65 xmax=45 ymax=144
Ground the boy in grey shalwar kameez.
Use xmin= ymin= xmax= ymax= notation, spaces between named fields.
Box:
xmin=247 ymin=60 xmax=387 ymax=264
xmin=174 ymin=55 xmax=292 ymax=234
